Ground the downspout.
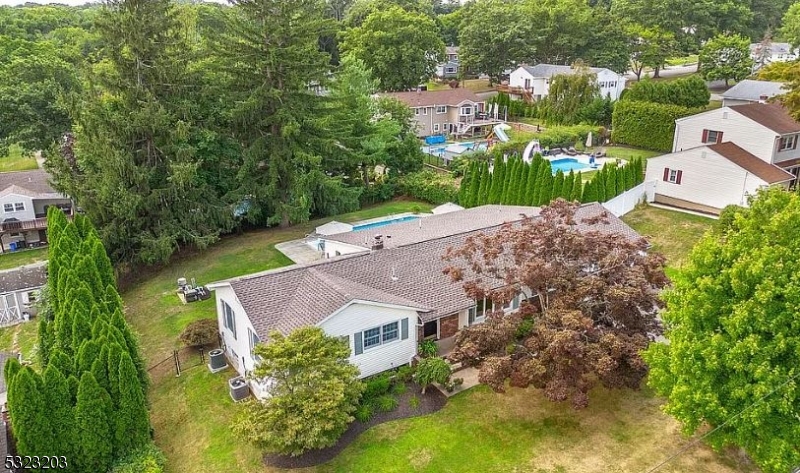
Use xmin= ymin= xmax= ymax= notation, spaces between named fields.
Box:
xmin=741 ymin=171 xmax=749 ymax=206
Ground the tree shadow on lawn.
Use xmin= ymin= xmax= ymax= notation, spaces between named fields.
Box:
xmin=263 ymin=383 xmax=447 ymax=469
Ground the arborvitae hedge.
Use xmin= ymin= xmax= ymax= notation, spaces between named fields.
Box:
xmin=623 ymin=75 xmax=710 ymax=108
xmin=5 ymin=209 xmax=153 ymax=473
xmin=611 ymin=100 xmax=698 ymax=152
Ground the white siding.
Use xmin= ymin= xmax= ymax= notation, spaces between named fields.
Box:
xmin=0 ymin=194 xmax=35 ymax=221
xmin=771 ymin=132 xmax=800 ymax=165
xmin=319 ymin=303 xmax=418 ymax=378
xmin=509 ymin=68 xmax=534 ymax=90
xmin=214 ymin=285 xmax=258 ymax=377
xmin=509 ymin=67 xmax=625 ymax=100
xmin=595 ymin=69 xmax=626 ymax=101
xmin=645 ymin=148 xmax=771 ymax=211
xmin=673 ymin=108 xmax=778 ymax=162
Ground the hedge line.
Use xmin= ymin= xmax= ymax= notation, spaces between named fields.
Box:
xmin=493 ymin=124 xmax=603 ymax=156
xmin=622 ymin=75 xmax=710 ymax=108
xmin=611 ymin=100 xmax=698 ymax=152
xmin=396 ymin=170 xmax=459 ymax=204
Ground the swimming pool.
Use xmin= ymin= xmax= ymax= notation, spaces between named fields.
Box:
xmin=549 ymin=158 xmax=591 ymax=174
xmin=352 ymin=215 xmax=420 ymax=232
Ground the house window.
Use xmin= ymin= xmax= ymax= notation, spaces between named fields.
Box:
xmin=599 ymin=81 xmax=606 ymax=88
xmin=422 ymin=108 xmax=428 ymax=115
xmin=414 ymin=108 xmax=420 ymax=116
xmin=27 ymin=291 xmax=38 ymax=303
xmin=779 ymin=135 xmax=798 ymax=151
xmin=443 ymin=123 xmax=449 ymax=133
xmin=222 ymin=300 xmax=237 ymax=339
xmin=248 ymin=328 xmax=260 ymax=359
xmin=446 ymin=67 xmax=456 ymax=73
xmin=3 ymin=204 xmax=12 ymax=212
xmin=460 ymin=105 xmax=472 ymax=116
xmin=702 ymin=129 xmax=723 ymax=144
xmin=609 ymin=81 xmax=617 ymax=88
xmin=435 ymin=105 xmax=447 ymax=114
xmin=14 ymin=203 xmax=23 ymax=211
xmin=362 ymin=321 xmax=401 ymax=350
xmin=433 ymin=123 xmax=440 ymax=132
xmin=663 ymin=167 xmax=683 ymax=184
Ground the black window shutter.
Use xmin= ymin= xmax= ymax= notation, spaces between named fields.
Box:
xmin=401 ymin=318 xmax=409 ymax=340
xmin=354 ymin=331 xmax=363 ymax=355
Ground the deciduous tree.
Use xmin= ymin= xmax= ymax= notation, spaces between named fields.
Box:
xmin=540 ymin=65 xmax=600 ymax=125
xmin=443 ymin=200 xmax=668 ymax=408
xmin=699 ymin=34 xmax=754 ymax=86
xmin=646 ymin=188 xmax=800 ymax=473
xmin=233 ymin=327 xmax=363 ymax=456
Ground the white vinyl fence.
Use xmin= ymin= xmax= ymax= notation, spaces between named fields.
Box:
xmin=602 ymin=181 xmax=656 ymax=217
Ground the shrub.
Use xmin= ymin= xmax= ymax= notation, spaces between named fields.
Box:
xmin=374 ymin=394 xmax=399 ymax=412
xmin=359 ymin=181 xmax=396 ymax=206
xmin=178 ymin=319 xmax=219 ymax=348
xmin=611 ymin=101 xmax=698 ymax=152
xmin=418 ymin=339 xmax=438 ymax=358
xmin=354 ymin=403 xmax=374 ymax=423
xmin=395 ymin=364 xmax=415 ymax=382
xmin=623 ymin=75 xmax=710 ymax=108
xmin=110 ymin=443 xmax=166 ymax=473
xmin=396 ymin=170 xmax=459 ymax=204
xmin=362 ymin=372 xmax=392 ymax=400
xmin=391 ymin=381 xmax=408 ymax=395
xmin=515 ymin=317 xmax=535 ymax=340
xmin=408 ymin=395 xmax=420 ymax=409
xmin=414 ymin=356 xmax=452 ymax=394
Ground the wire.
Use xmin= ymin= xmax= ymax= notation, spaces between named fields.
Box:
xmin=641 ymin=370 xmax=800 ymax=473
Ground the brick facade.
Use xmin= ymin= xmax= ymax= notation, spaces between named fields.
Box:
xmin=439 ymin=313 xmax=459 ymax=339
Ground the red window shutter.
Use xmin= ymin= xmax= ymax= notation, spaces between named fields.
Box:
xmin=676 ymin=170 xmax=683 ymax=184
xmin=663 ymin=167 xmax=670 ymax=182
xmin=702 ymin=129 xmax=709 ymax=143
xmin=716 ymin=131 xmax=723 ymax=144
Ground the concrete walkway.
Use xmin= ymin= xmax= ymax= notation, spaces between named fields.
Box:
xmin=275 ymin=239 xmax=325 ymax=265
xmin=434 ymin=366 xmax=480 ymax=398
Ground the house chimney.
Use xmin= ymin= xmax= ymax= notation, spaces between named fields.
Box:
xmin=371 ymin=234 xmax=384 ymax=251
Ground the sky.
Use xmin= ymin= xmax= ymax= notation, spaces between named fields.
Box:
xmin=0 ymin=0 xmax=227 ymax=5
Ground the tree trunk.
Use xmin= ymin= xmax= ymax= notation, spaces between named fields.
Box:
xmin=653 ymin=66 xmax=661 ymax=78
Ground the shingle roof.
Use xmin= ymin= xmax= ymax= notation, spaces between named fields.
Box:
xmin=706 ymin=142 xmax=794 ymax=184
xmin=446 ymin=46 xmax=459 ymax=55
xmin=729 ymin=102 xmax=800 ymax=134
xmin=0 ymin=262 xmax=46 ymax=294
xmin=750 ymin=42 xmax=796 ymax=55
xmin=227 ymin=203 xmax=644 ymax=338
xmin=519 ymin=64 xmax=606 ymax=78
xmin=323 ymin=205 xmax=541 ymax=250
xmin=381 ymin=89 xmax=483 ymax=108
xmin=722 ymin=80 xmax=786 ymax=102
xmin=0 ymin=170 xmax=60 ymax=198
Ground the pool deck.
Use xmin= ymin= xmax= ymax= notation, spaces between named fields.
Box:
xmin=276 ymin=213 xmax=426 ymax=264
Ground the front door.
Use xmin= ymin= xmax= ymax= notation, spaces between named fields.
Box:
xmin=422 ymin=320 xmax=438 ymax=339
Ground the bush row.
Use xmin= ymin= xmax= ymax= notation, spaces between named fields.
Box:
xmin=611 ymin=100 xmax=698 ymax=152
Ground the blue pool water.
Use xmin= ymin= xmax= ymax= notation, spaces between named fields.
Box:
xmin=549 ymin=158 xmax=590 ymax=174
xmin=353 ymin=216 xmax=420 ymax=232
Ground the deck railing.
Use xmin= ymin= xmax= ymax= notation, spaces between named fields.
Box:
xmin=0 ymin=214 xmax=73 ymax=233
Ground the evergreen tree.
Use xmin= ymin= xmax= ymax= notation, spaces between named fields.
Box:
xmin=553 ymin=171 xmax=565 ymax=202
xmin=3 ymin=357 xmax=20 ymax=387
xmin=476 ymin=162 xmax=490 ymax=206
xmin=537 ymin=163 xmax=555 ymax=205
xmin=604 ymin=166 xmax=617 ymax=201
xmin=38 ymin=318 xmax=54 ymax=367
xmin=107 ymin=342 xmax=125 ymax=409
xmin=114 ymin=352 xmax=151 ymax=457
xmin=75 ymin=372 xmax=114 ymax=472
xmin=458 ymin=163 xmax=473 ymax=207
xmin=596 ymin=171 xmax=607 ymax=202
xmin=111 ymin=310 xmax=148 ymax=391
xmin=581 ymin=179 xmax=598 ymax=203
xmin=517 ymin=161 xmax=530 ymax=205
xmin=104 ymin=285 xmax=124 ymax=315
xmin=571 ymin=173 xmax=583 ymax=201
xmin=77 ymin=339 xmax=101 ymax=374
xmin=91 ymin=344 xmax=111 ymax=394
xmin=532 ymin=160 xmax=548 ymax=206
xmin=54 ymin=304 xmax=75 ymax=357
xmin=624 ymin=164 xmax=635 ymax=190
xmin=488 ymin=157 xmax=505 ymax=204
xmin=563 ymin=171 xmax=575 ymax=201
xmin=42 ymin=365 xmax=75 ymax=459
xmin=48 ymin=349 xmax=74 ymax=382
xmin=72 ymin=306 xmax=93 ymax=353
xmin=525 ymin=156 xmax=542 ymax=206
xmin=91 ymin=237 xmax=116 ymax=292
xmin=7 ymin=367 xmax=52 ymax=457
xmin=615 ymin=166 xmax=625 ymax=197
xmin=636 ymin=158 xmax=645 ymax=184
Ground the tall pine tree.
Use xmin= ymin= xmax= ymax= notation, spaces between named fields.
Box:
xmin=553 ymin=171 xmax=565 ymax=202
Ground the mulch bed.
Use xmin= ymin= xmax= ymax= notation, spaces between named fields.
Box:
xmin=263 ymin=383 xmax=448 ymax=469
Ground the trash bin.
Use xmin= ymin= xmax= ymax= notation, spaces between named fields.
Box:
xmin=9 ymin=242 xmax=17 ymax=251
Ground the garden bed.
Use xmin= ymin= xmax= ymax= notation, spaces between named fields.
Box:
xmin=263 ymin=382 xmax=447 ymax=469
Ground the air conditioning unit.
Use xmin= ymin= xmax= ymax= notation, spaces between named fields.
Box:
xmin=208 ymin=349 xmax=228 ymax=373
xmin=229 ymin=376 xmax=250 ymax=402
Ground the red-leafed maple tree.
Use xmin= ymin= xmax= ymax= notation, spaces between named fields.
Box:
xmin=442 ymin=199 xmax=669 ymax=408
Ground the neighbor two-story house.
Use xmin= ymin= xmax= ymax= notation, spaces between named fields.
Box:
xmin=380 ymin=89 xmax=493 ymax=138
xmin=750 ymin=42 xmax=799 ymax=69
xmin=0 ymin=170 xmax=73 ymax=252
xmin=435 ymin=46 xmax=460 ymax=79
xmin=207 ymin=203 xmax=643 ymax=398
xmin=508 ymin=64 xmax=627 ymax=101
xmin=645 ymin=103 xmax=799 ymax=214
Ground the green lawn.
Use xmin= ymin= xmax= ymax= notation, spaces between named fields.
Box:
xmin=622 ymin=204 xmax=715 ymax=275
xmin=0 ymin=144 xmax=39 ymax=172
xmin=666 ymin=55 xmax=699 ymax=66
xmin=0 ymin=247 xmax=47 ymax=271
xmin=0 ymin=322 xmax=40 ymax=368
xmin=604 ymin=145 xmax=663 ymax=161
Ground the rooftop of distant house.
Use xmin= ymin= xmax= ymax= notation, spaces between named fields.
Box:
xmin=379 ymin=88 xmax=483 ymax=108
xmin=0 ymin=170 xmax=62 ymax=199
xmin=721 ymin=80 xmax=786 ymax=102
